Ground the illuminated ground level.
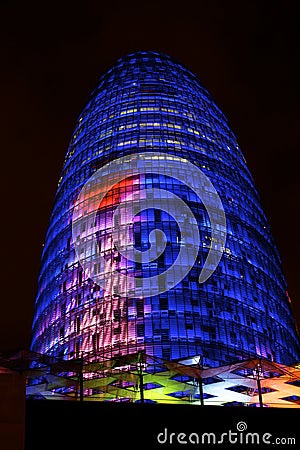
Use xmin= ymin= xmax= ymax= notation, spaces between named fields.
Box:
xmin=1 ymin=350 xmax=300 ymax=408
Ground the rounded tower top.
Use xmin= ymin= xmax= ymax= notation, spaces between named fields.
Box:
xmin=31 ymin=51 xmax=300 ymax=368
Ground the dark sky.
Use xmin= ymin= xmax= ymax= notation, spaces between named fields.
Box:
xmin=1 ymin=1 xmax=299 ymax=353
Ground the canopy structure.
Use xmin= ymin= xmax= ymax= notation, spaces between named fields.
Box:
xmin=1 ymin=350 xmax=299 ymax=407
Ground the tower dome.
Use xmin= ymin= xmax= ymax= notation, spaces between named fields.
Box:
xmin=31 ymin=51 xmax=300 ymax=366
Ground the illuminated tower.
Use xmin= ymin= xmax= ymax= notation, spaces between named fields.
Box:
xmin=31 ymin=51 xmax=300 ymax=367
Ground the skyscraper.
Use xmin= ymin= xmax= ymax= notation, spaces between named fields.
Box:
xmin=31 ymin=51 xmax=300 ymax=368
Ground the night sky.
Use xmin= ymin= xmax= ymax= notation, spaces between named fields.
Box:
xmin=1 ymin=1 xmax=299 ymax=353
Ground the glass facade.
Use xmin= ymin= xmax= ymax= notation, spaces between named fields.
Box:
xmin=31 ymin=51 xmax=300 ymax=367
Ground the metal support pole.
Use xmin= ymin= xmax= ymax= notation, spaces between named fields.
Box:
xmin=198 ymin=377 xmax=204 ymax=406
xmin=256 ymin=374 xmax=263 ymax=408
xmin=139 ymin=370 xmax=144 ymax=404
xmin=197 ymin=356 xmax=204 ymax=406
xmin=79 ymin=357 xmax=84 ymax=402
xmin=138 ymin=352 xmax=144 ymax=403
xmin=254 ymin=361 xmax=263 ymax=408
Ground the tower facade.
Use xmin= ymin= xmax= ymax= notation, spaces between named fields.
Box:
xmin=31 ymin=51 xmax=300 ymax=367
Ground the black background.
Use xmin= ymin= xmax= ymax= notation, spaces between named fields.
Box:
xmin=1 ymin=0 xmax=299 ymax=353
xmin=25 ymin=401 xmax=300 ymax=449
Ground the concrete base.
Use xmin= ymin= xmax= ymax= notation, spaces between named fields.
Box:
xmin=25 ymin=400 xmax=300 ymax=449
xmin=0 ymin=368 xmax=26 ymax=450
